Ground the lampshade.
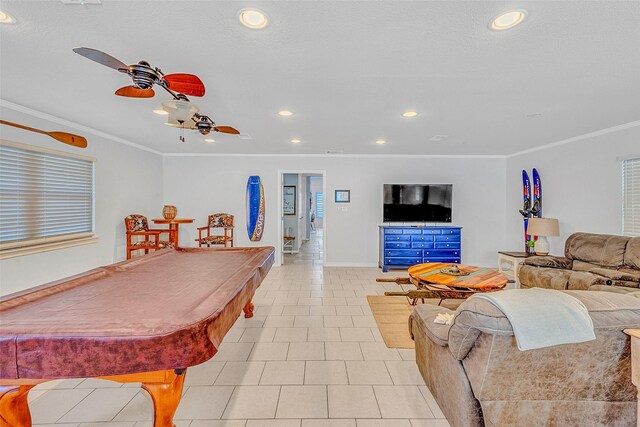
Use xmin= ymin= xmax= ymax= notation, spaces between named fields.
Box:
xmin=162 ymin=99 xmax=199 ymax=123
xmin=527 ymin=218 xmax=560 ymax=237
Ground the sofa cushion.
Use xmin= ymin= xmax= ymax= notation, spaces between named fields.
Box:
xmin=624 ymin=237 xmax=640 ymax=270
xmin=589 ymin=284 xmax=640 ymax=294
xmin=519 ymin=265 xmax=571 ymax=290
xmin=589 ymin=268 xmax=640 ymax=283
xmin=564 ymin=233 xmax=629 ymax=267
xmin=567 ymin=271 xmax=602 ymax=290
xmin=572 ymin=260 xmax=603 ymax=272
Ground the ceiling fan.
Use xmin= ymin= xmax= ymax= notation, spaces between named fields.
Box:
xmin=73 ymin=47 xmax=240 ymax=141
xmin=166 ymin=113 xmax=241 ymax=136
xmin=72 ymin=47 xmax=206 ymax=99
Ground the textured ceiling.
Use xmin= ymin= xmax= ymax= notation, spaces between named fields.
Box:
xmin=1 ymin=1 xmax=639 ymax=155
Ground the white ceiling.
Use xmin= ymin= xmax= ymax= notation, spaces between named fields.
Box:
xmin=1 ymin=1 xmax=639 ymax=155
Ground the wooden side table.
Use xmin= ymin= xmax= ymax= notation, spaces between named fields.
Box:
xmin=497 ymin=251 xmax=532 ymax=288
xmin=152 ymin=218 xmax=194 ymax=247
xmin=624 ymin=329 xmax=640 ymax=427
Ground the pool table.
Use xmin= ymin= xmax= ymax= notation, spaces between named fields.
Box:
xmin=0 ymin=246 xmax=275 ymax=427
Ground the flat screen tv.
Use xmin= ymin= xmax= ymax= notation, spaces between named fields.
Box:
xmin=383 ymin=184 xmax=452 ymax=222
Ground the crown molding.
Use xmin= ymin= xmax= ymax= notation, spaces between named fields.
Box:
xmin=0 ymin=99 xmax=162 ymax=155
xmin=4 ymin=98 xmax=637 ymax=160
xmin=162 ymin=152 xmax=506 ymax=159
xmin=506 ymin=119 xmax=640 ymax=158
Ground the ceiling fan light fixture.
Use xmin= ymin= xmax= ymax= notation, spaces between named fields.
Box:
xmin=0 ymin=10 xmax=16 ymax=24
xmin=162 ymin=99 xmax=199 ymax=123
xmin=239 ymin=8 xmax=269 ymax=29
xmin=490 ymin=10 xmax=526 ymax=30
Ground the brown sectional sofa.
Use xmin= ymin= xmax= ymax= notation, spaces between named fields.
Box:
xmin=410 ymin=290 xmax=640 ymax=427
xmin=518 ymin=232 xmax=640 ymax=291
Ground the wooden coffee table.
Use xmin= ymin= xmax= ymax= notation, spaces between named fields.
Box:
xmin=379 ymin=262 xmax=508 ymax=305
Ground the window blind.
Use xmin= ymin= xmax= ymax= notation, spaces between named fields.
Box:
xmin=623 ymin=158 xmax=640 ymax=237
xmin=0 ymin=142 xmax=94 ymax=249
xmin=315 ymin=192 xmax=324 ymax=219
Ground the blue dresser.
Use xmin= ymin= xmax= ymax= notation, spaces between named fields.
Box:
xmin=379 ymin=225 xmax=462 ymax=272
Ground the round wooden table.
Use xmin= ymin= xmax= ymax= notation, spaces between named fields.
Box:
xmin=152 ymin=218 xmax=194 ymax=247
xmin=381 ymin=262 xmax=509 ymax=305
xmin=408 ymin=262 xmax=509 ymax=291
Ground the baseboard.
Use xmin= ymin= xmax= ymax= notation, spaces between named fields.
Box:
xmin=324 ymin=262 xmax=379 ymax=268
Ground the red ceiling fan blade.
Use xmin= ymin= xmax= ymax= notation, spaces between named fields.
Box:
xmin=214 ymin=126 xmax=240 ymax=135
xmin=164 ymin=74 xmax=206 ymax=97
xmin=115 ymin=86 xmax=155 ymax=98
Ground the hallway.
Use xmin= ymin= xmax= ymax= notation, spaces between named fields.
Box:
xmin=284 ymin=228 xmax=324 ymax=266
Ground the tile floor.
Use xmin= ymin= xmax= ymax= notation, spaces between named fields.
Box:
xmin=27 ymin=231 xmax=450 ymax=427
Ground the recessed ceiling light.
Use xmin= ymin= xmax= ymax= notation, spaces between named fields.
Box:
xmin=239 ymin=8 xmax=269 ymax=29
xmin=153 ymin=109 xmax=168 ymax=115
xmin=278 ymin=110 xmax=293 ymax=117
xmin=375 ymin=139 xmax=386 ymax=145
xmin=204 ymin=138 xmax=215 ymax=143
xmin=0 ymin=10 xmax=16 ymax=24
xmin=402 ymin=111 xmax=419 ymax=118
xmin=490 ymin=10 xmax=526 ymax=30
xmin=429 ymin=135 xmax=449 ymax=142
xmin=291 ymin=138 xmax=301 ymax=144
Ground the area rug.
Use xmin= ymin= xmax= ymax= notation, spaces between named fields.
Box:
xmin=367 ymin=295 xmax=463 ymax=349
xmin=367 ymin=295 xmax=416 ymax=349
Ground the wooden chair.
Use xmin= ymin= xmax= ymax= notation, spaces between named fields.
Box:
xmin=283 ymin=236 xmax=295 ymax=254
xmin=124 ymin=214 xmax=172 ymax=259
xmin=196 ymin=213 xmax=234 ymax=248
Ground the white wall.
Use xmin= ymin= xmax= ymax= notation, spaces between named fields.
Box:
xmin=505 ymin=125 xmax=640 ymax=256
xmin=163 ymin=155 xmax=506 ymax=267
xmin=0 ymin=107 xmax=163 ymax=296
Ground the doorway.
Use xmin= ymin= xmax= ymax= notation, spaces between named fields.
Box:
xmin=278 ymin=171 xmax=325 ymax=266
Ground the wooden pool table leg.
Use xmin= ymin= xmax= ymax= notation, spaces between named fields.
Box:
xmin=0 ymin=385 xmax=36 ymax=427
xmin=243 ymin=299 xmax=255 ymax=318
xmin=141 ymin=370 xmax=185 ymax=427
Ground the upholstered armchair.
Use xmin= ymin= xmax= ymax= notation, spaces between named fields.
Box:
xmin=196 ymin=213 xmax=234 ymax=248
xmin=124 ymin=214 xmax=172 ymax=259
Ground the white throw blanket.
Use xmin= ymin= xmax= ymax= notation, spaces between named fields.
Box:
xmin=472 ymin=288 xmax=596 ymax=351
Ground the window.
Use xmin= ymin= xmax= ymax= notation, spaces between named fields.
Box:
xmin=623 ymin=158 xmax=640 ymax=236
xmin=315 ymin=192 xmax=324 ymax=219
xmin=0 ymin=141 xmax=95 ymax=257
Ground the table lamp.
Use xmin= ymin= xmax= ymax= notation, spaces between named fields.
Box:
xmin=526 ymin=218 xmax=560 ymax=255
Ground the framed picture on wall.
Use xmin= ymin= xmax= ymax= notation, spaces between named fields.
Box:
xmin=283 ymin=185 xmax=296 ymax=215
xmin=335 ymin=190 xmax=350 ymax=203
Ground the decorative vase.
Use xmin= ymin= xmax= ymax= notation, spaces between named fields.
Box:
xmin=162 ymin=205 xmax=177 ymax=220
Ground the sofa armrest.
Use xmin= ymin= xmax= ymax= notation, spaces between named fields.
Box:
xmin=524 ymin=255 xmax=573 ymax=269
xmin=409 ymin=304 xmax=453 ymax=347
